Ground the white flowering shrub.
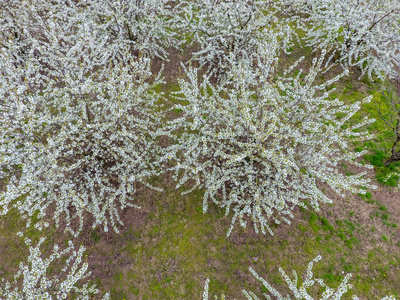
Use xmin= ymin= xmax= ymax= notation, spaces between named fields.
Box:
xmin=0 ymin=0 xmax=164 ymax=237
xmin=165 ymin=53 xmax=376 ymax=237
xmin=84 ymin=0 xmax=182 ymax=60
xmin=0 ymin=0 xmax=35 ymax=67
xmin=202 ymin=256 xmax=397 ymax=300
xmin=300 ymin=0 xmax=400 ymax=80
xmin=181 ymin=0 xmax=296 ymax=79
xmin=0 ymin=235 xmax=109 ymax=300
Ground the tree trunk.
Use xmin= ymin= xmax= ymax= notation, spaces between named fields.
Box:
xmin=384 ymin=136 xmax=400 ymax=166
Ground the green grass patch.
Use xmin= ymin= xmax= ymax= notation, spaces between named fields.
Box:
xmin=90 ymin=229 xmax=102 ymax=243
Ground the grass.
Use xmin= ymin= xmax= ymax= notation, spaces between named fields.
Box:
xmin=96 ymin=191 xmax=399 ymax=298
xmin=90 ymin=229 xmax=102 ymax=243
xmin=1 ymin=179 xmax=397 ymax=299
xmin=346 ymin=87 xmax=400 ymax=187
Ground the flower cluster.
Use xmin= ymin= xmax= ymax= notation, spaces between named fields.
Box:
xmin=0 ymin=0 xmax=165 ymax=237
xmin=84 ymin=0 xmax=182 ymax=60
xmin=180 ymin=0 xmax=296 ymax=80
xmin=0 ymin=236 xmax=109 ymax=300
xmin=203 ymin=256 xmax=397 ymax=300
xmin=166 ymin=52 xmax=376 ymax=237
xmin=299 ymin=0 xmax=400 ymax=80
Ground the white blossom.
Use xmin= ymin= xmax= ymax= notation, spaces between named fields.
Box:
xmin=0 ymin=235 xmax=109 ymax=300
xmin=165 ymin=53 xmax=376 ymax=237
xmin=203 ymin=256 xmax=396 ymax=299
xmin=83 ymin=0 xmax=182 ymax=60
xmin=245 ymin=256 xmax=395 ymax=300
xmin=0 ymin=0 xmax=165 ymax=237
xmin=181 ymin=0 xmax=297 ymax=80
xmin=298 ymin=0 xmax=400 ymax=80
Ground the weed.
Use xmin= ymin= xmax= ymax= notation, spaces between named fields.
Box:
xmin=90 ymin=230 xmax=101 ymax=243
xmin=261 ymin=285 xmax=269 ymax=293
xmin=174 ymin=108 xmax=183 ymax=113
xmin=345 ymin=237 xmax=358 ymax=249
xmin=111 ymin=288 xmax=127 ymax=300
xmin=280 ymin=240 xmax=289 ymax=250
xmin=343 ymin=264 xmax=353 ymax=272
xmin=130 ymin=287 xmax=140 ymax=296
xmin=344 ymin=220 xmax=355 ymax=232
xmin=355 ymin=146 xmax=364 ymax=152
xmin=320 ymin=217 xmax=333 ymax=232
xmin=133 ymin=230 xmax=141 ymax=239
xmin=354 ymin=281 xmax=372 ymax=293
xmin=308 ymin=213 xmax=319 ymax=232
xmin=95 ymin=278 xmax=102 ymax=288
xmin=322 ymin=272 xmax=341 ymax=286
xmin=114 ymin=272 xmax=123 ymax=281
xmin=185 ymin=281 xmax=194 ymax=291
xmin=272 ymin=274 xmax=283 ymax=285
xmin=379 ymin=205 xmax=387 ymax=211
xmin=298 ymin=224 xmax=308 ymax=232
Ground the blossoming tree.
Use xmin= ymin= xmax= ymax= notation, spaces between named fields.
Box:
xmin=0 ymin=0 xmax=164 ymax=237
xmin=202 ymin=255 xmax=396 ymax=300
xmin=165 ymin=53 xmax=376 ymax=237
xmin=300 ymin=0 xmax=400 ymax=80
xmin=84 ymin=0 xmax=182 ymax=60
xmin=0 ymin=235 xmax=109 ymax=300
xmin=0 ymin=0 xmax=34 ymax=68
xmin=180 ymin=0 xmax=297 ymax=80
